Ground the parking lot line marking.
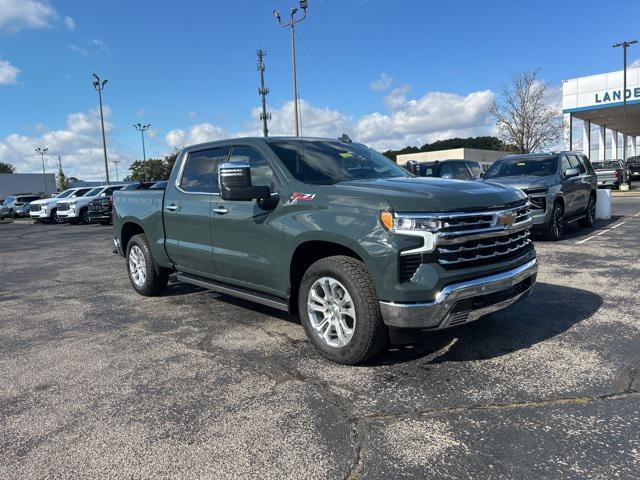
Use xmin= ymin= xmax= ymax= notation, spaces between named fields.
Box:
xmin=576 ymin=221 xmax=627 ymax=244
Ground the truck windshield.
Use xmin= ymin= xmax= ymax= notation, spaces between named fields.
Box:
xmin=56 ymin=189 xmax=75 ymax=199
xmin=85 ymin=187 xmax=103 ymax=196
xmin=268 ymin=140 xmax=411 ymax=185
xmin=484 ymin=157 xmax=558 ymax=178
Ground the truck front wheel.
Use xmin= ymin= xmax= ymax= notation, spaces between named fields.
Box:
xmin=126 ymin=234 xmax=169 ymax=296
xmin=298 ymin=255 xmax=389 ymax=365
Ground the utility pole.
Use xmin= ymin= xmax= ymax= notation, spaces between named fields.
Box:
xmin=133 ymin=123 xmax=150 ymax=161
xmin=257 ymin=49 xmax=271 ymax=137
xmin=112 ymin=159 xmax=121 ymax=182
xmin=613 ymin=40 xmax=637 ymax=161
xmin=273 ymin=0 xmax=309 ymax=136
xmin=35 ymin=146 xmax=48 ymax=196
xmin=92 ymin=73 xmax=110 ymax=184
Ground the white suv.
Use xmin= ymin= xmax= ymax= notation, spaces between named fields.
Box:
xmin=56 ymin=185 xmax=124 ymax=224
xmin=29 ymin=187 xmax=93 ymax=224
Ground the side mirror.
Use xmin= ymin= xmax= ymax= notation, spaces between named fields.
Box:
xmin=219 ymin=162 xmax=270 ymax=201
xmin=564 ymin=167 xmax=580 ymax=178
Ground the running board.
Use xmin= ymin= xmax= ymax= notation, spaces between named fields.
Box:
xmin=565 ymin=213 xmax=587 ymax=224
xmin=175 ymin=273 xmax=289 ymax=311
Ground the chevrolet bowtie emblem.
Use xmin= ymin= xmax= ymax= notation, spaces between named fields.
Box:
xmin=497 ymin=213 xmax=516 ymax=227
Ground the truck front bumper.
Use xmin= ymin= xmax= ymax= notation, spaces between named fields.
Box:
xmin=380 ymin=258 xmax=537 ymax=329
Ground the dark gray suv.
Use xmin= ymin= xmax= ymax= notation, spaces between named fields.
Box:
xmin=482 ymin=152 xmax=597 ymax=240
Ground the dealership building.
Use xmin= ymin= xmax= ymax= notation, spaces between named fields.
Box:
xmin=563 ymin=65 xmax=640 ymax=160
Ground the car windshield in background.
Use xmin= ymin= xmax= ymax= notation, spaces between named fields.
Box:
xmin=3 ymin=197 xmax=15 ymax=205
xmin=56 ymin=189 xmax=75 ymax=199
xmin=484 ymin=157 xmax=558 ymax=178
xmin=592 ymin=161 xmax=621 ymax=169
xmin=268 ymin=140 xmax=411 ymax=185
xmin=150 ymin=181 xmax=167 ymax=190
xmin=85 ymin=187 xmax=103 ymax=196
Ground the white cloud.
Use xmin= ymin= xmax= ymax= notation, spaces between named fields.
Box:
xmin=384 ymin=84 xmax=411 ymax=111
xmin=0 ymin=0 xmax=58 ymax=34
xmin=0 ymin=59 xmax=19 ymax=84
xmin=188 ymin=111 xmax=197 ymax=119
xmin=166 ymin=123 xmax=227 ymax=148
xmin=630 ymin=59 xmax=640 ymax=68
xmin=136 ymin=108 xmax=147 ymax=117
xmin=68 ymin=44 xmax=88 ymax=57
xmin=0 ymin=107 xmax=126 ymax=180
xmin=370 ymin=73 xmax=394 ymax=92
xmin=63 ymin=15 xmax=75 ymax=30
xmin=89 ymin=38 xmax=111 ymax=55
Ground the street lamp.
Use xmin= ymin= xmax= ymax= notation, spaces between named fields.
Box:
xmin=35 ymin=146 xmax=48 ymax=196
xmin=92 ymin=73 xmax=110 ymax=185
xmin=273 ymin=0 xmax=309 ymax=136
xmin=133 ymin=123 xmax=151 ymax=162
xmin=112 ymin=159 xmax=121 ymax=182
xmin=613 ymin=40 xmax=637 ymax=161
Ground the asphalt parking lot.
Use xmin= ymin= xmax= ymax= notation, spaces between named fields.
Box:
xmin=1 ymin=197 xmax=639 ymax=479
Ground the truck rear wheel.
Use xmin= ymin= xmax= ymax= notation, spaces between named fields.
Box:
xmin=298 ymin=255 xmax=388 ymax=365
xmin=126 ymin=234 xmax=169 ymax=296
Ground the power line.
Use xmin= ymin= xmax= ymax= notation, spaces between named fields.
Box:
xmin=294 ymin=31 xmax=358 ymax=114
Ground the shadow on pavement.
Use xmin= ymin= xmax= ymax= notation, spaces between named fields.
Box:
xmin=376 ymin=282 xmax=602 ymax=366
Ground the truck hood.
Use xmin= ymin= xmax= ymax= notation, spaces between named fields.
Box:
xmin=334 ymin=177 xmax=526 ymax=212
xmin=30 ymin=198 xmax=57 ymax=206
xmin=482 ymin=175 xmax=551 ymax=191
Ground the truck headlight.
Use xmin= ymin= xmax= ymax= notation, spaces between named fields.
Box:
xmin=380 ymin=211 xmax=439 ymax=254
xmin=380 ymin=211 xmax=442 ymax=233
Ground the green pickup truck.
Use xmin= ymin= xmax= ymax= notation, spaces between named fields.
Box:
xmin=113 ymin=136 xmax=537 ymax=364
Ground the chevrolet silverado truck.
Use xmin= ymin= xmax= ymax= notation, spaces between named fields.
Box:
xmin=113 ymin=137 xmax=538 ymax=364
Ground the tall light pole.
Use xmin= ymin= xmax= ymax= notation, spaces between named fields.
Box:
xmin=133 ymin=123 xmax=150 ymax=161
xmin=613 ymin=40 xmax=637 ymax=161
xmin=92 ymin=73 xmax=110 ymax=184
xmin=35 ymin=146 xmax=48 ymax=196
xmin=273 ymin=0 xmax=308 ymax=137
xmin=112 ymin=159 xmax=121 ymax=182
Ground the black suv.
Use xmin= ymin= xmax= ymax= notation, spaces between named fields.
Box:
xmin=405 ymin=159 xmax=483 ymax=180
xmin=627 ymin=156 xmax=640 ymax=179
xmin=482 ymin=152 xmax=597 ymax=240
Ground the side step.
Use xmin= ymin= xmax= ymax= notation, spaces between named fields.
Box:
xmin=175 ymin=273 xmax=289 ymax=312
xmin=565 ymin=213 xmax=587 ymax=224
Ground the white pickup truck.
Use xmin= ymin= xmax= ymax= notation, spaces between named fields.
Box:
xmin=57 ymin=185 xmax=124 ymax=224
xmin=29 ymin=187 xmax=93 ymax=224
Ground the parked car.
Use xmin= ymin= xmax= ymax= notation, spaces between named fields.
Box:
xmin=0 ymin=195 xmax=41 ymax=219
xmin=591 ymin=160 xmax=627 ymax=189
xmin=57 ymin=185 xmax=124 ymax=224
xmin=482 ymin=152 xmax=597 ymax=240
xmin=627 ymin=155 xmax=640 ymax=179
xmin=29 ymin=188 xmax=93 ymax=224
xmin=405 ymin=159 xmax=483 ymax=180
xmin=113 ymin=136 xmax=537 ymax=365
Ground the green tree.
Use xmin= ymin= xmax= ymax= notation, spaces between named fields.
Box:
xmin=0 ymin=161 xmax=16 ymax=174
xmin=57 ymin=167 xmax=69 ymax=190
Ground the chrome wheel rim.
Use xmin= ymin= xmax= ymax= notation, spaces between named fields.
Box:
xmin=128 ymin=245 xmax=147 ymax=287
xmin=307 ymin=277 xmax=356 ymax=348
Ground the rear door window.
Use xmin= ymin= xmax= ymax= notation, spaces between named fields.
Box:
xmin=180 ymin=147 xmax=230 ymax=193
xmin=568 ymin=154 xmax=585 ymax=173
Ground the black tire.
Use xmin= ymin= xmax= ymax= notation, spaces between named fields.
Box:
xmin=298 ymin=255 xmax=389 ymax=365
xmin=80 ymin=207 xmax=91 ymax=224
xmin=9 ymin=209 xmax=15 ymax=219
xmin=51 ymin=208 xmax=65 ymax=225
xmin=579 ymin=194 xmax=596 ymax=228
xmin=126 ymin=233 xmax=169 ymax=296
xmin=543 ymin=201 xmax=564 ymax=241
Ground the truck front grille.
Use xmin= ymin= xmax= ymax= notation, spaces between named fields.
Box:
xmin=30 ymin=204 xmax=41 ymax=212
xmin=435 ymin=204 xmax=532 ymax=270
xmin=57 ymin=204 xmax=70 ymax=211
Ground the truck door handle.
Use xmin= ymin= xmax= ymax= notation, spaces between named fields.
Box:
xmin=212 ymin=206 xmax=228 ymax=215
xmin=166 ymin=204 xmax=179 ymax=212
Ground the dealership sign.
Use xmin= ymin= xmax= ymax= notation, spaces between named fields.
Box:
xmin=594 ymin=87 xmax=640 ymax=105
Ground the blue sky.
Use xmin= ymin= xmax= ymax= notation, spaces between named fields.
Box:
xmin=1 ymin=0 xmax=639 ymax=179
